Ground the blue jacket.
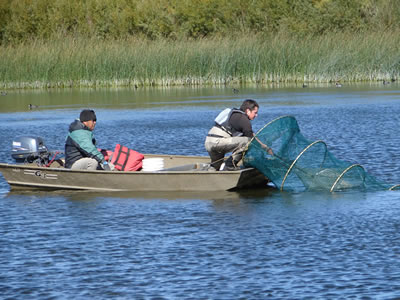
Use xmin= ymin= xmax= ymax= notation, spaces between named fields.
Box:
xmin=64 ymin=119 xmax=104 ymax=168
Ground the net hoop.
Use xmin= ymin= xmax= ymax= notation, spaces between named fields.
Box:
xmin=254 ymin=115 xmax=297 ymax=138
xmin=330 ymin=164 xmax=365 ymax=192
xmin=389 ymin=184 xmax=400 ymax=191
xmin=243 ymin=115 xmax=297 ymax=157
xmin=280 ymin=140 xmax=327 ymax=191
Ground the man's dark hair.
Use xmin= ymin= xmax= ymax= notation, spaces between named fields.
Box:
xmin=240 ymin=99 xmax=259 ymax=112
xmin=80 ymin=109 xmax=97 ymax=122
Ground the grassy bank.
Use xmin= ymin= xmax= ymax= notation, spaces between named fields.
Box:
xmin=1 ymin=32 xmax=399 ymax=89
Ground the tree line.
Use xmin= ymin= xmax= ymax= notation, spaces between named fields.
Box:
xmin=1 ymin=0 xmax=399 ymax=44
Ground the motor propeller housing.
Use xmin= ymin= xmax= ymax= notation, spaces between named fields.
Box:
xmin=11 ymin=136 xmax=50 ymax=164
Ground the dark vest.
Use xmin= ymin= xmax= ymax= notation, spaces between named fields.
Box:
xmin=215 ymin=108 xmax=245 ymax=136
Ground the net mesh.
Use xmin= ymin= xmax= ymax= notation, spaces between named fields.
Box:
xmin=243 ymin=116 xmax=398 ymax=192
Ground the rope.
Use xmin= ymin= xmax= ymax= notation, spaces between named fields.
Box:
xmin=45 ymin=151 xmax=60 ymax=167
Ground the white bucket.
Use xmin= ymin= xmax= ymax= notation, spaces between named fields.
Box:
xmin=142 ymin=158 xmax=164 ymax=171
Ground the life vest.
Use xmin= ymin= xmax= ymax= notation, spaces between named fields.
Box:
xmin=214 ymin=108 xmax=246 ymax=136
xmin=111 ymin=144 xmax=144 ymax=171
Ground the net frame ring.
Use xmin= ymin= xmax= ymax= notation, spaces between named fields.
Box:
xmin=242 ymin=115 xmax=298 ymax=160
xmin=280 ymin=140 xmax=328 ymax=191
xmin=330 ymin=164 xmax=365 ymax=192
xmin=389 ymin=184 xmax=400 ymax=191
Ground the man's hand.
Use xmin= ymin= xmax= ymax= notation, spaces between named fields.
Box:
xmin=261 ymin=144 xmax=274 ymax=156
xmin=254 ymin=135 xmax=274 ymax=156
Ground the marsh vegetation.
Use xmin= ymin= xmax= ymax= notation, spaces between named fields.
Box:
xmin=1 ymin=0 xmax=399 ymax=88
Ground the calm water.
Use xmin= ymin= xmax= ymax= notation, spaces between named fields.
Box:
xmin=1 ymin=83 xmax=400 ymax=299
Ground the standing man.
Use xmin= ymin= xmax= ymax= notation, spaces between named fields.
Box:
xmin=205 ymin=99 xmax=273 ymax=171
xmin=65 ymin=109 xmax=110 ymax=170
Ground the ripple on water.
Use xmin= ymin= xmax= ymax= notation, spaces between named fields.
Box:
xmin=1 ymin=86 xmax=400 ymax=298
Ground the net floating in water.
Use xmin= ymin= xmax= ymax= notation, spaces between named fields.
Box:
xmin=243 ymin=115 xmax=397 ymax=192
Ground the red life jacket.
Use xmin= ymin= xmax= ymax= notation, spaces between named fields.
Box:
xmin=111 ymin=144 xmax=144 ymax=171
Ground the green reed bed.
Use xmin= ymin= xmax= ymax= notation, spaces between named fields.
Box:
xmin=0 ymin=32 xmax=399 ymax=89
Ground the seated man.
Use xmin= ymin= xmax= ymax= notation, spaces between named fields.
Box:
xmin=204 ymin=99 xmax=273 ymax=171
xmin=65 ymin=109 xmax=110 ymax=170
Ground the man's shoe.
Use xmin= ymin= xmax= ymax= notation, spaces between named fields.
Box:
xmin=222 ymin=156 xmax=241 ymax=171
xmin=206 ymin=165 xmax=217 ymax=172
xmin=222 ymin=165 xmax=240 ymax=171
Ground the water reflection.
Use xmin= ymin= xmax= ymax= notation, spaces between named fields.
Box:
xmin=1 ymin=82 xmax=399 ymax=113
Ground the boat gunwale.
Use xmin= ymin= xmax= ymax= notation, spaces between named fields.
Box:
xmin=0 ymin=162 xmax=254 ymax=175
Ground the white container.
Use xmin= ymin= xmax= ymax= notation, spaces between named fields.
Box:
xmin=142 ymin=158 xmax=164 ymax=171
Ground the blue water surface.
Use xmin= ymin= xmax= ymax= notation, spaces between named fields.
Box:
xmin=1 ymin=83 xmax=400 ymax=299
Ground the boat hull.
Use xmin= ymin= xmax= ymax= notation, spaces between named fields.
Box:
xmin=0 ymin=154 xmax=268 ymax=192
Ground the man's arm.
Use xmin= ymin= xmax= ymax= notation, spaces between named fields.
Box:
xmin=70 ymin=130 xmax=105 ymax=162
xmin=254 ymin=135 xmax=274 ymax=156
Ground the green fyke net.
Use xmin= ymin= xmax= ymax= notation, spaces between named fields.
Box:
xmin=243 ymin=116 xmax=398 ymax=192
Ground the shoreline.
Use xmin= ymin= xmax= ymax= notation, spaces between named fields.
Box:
xmin=0 ymin=81 xmax=397 ymax=93
xmin=0 ymin=78 xmax=398 ymax=90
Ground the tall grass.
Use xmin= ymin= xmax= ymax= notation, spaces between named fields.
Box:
xmin=0 ymin=32 xmax=399 ymax=89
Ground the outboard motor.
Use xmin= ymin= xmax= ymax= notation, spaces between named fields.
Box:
xmin=11 ymin=136 xmax=51 ymax=165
